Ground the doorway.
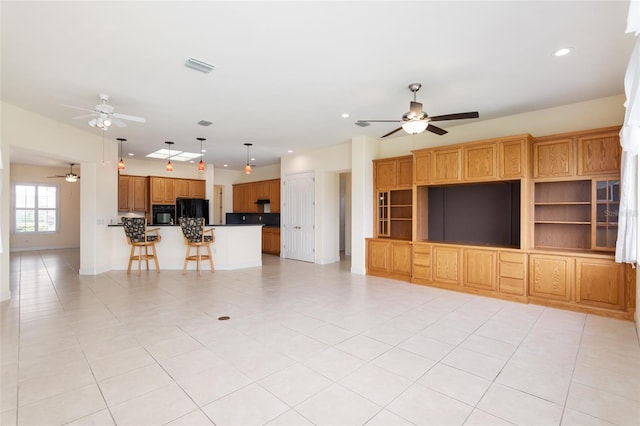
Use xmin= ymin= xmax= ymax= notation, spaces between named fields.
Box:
xmin=213 ymin=184 xmax=224 ymax=225
xmin=283 ymin=172 xmax=315 ymax=262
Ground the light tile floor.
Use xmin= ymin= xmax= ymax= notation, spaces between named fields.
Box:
xmin=1 ymin=249 xmax=639 ymax=426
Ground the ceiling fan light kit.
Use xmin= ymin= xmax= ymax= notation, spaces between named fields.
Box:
xmin=402 ymin=120 xmax=429 ymax=135
xmin=63 ymin=93 xmax=146 ymax=132
xmin=357 ymin=83 xmax=479 ymax=138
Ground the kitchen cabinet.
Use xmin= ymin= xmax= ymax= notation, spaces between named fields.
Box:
xmin=175 ymin=179 xmax=190 ymax=198
xmin=269 ymin=179 xmax=281 ymax=212
xmin=262 ymin=227 xmax=281 ymax=255
xmin=464 ymin=143 xmax=497 ymax=181
xmin=119 ymin=175 xmax=148 ymax=212
xmin=233 ymin=179 xmax=281 ymax=213
xmin=432 ymin=147 xmax=462 ymax=183
xmin=189 ymin=179 xmax=206 ymax=198
xmin=375 ymin=156 xmax=413 ymax=190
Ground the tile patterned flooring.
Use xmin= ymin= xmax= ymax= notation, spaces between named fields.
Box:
xmin=1 ymin=249 xmax=639 ymax=426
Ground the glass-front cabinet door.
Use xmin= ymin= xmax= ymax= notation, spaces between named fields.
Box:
xmin=377 ymin=191 xmax=390 ymax=237
xmin=593 ymin=178 xmax=619 ymax=251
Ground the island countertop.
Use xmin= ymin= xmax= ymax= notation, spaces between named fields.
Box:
xmin=109 ymin=224 xmax=262 ymax=271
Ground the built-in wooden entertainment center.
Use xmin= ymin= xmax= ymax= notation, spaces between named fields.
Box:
xmin=366 ymin=126 xmax=635 ymax=320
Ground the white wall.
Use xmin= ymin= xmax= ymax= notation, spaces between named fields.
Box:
xmin=1 ymin=101 xmax=117 ymax=300
xmin=376 ymin=94 xmax=627 ymax=159
xmin=10 ymin=164 xmax=81 ymax=251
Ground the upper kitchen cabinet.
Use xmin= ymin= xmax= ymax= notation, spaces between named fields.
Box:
xmin=118 ymin=175 xmax=149 ymax=212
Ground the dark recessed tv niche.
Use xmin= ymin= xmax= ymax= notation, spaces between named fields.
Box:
xmin=426 ymin=181 xmax=521 ymax=248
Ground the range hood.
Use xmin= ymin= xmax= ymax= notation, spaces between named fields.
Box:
xmin=255 ymin=199 xmax=270 ymax=204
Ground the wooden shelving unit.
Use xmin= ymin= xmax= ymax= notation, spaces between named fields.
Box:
xmin=534 ymin=180 xmax=592 ymax=250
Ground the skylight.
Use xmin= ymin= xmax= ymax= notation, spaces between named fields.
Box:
xmin=145 ymin=148 xmax=202 ymax=162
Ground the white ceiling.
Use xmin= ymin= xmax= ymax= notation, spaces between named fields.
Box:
xmin=1 ymin=1 xmax=635 ymax=171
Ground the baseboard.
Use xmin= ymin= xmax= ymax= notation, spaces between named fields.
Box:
xmin=10 ymin=245 xmax=80 ymax=252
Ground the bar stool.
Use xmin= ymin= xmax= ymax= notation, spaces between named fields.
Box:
xmin=121 ymin=217 xmax=161 ymax=275
xmin=179 ymin=217 xmax=215 ymax=274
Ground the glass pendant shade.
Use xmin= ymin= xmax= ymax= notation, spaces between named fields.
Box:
xmin=165 ymin=141 xmax=174 ymax=172
xmin=402 ymin=119 xmax=429 ymax=135
xmin=198 ymin=160 xmax=205 ymax=171
xmin=166 ymin=161 xmax=173 ymax=172
xmin=197 ymin=138 xmax=206 ymax=172
xmin=117 ymin=138 xmax=126 ymax=171
xmin=245 ymin=163 xmax=252 ymax=174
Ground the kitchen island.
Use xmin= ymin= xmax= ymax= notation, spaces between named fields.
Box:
xmin=109 ymin=224 xmax=262 ymax=271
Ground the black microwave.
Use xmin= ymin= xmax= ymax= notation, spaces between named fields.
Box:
xmin=152 ymin=205 xmax=175 ymax=225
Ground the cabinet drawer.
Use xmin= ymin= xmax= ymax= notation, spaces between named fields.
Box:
xmin=413 ymin=252 xmax=431 ymax=267
xmin=499 ymin=252 xmax=524 ymax=263
xmin=499 ymin=277 xmax=525 ymax=296
xmin=499 ymin=261 xmax=524 ymax=279
xmin=413 ymin=265 xmax=431 ymax=281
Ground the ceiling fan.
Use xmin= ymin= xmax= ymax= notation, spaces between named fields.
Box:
xmin=62 ymin=94 xmax=146 ymax=131
xmin=356 ymin=83 xmax=479 ymax=138
xmin=48 ymin=163 xmax=80 ymax=182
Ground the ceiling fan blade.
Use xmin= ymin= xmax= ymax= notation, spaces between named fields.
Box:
xmin=112 ymin=119 xmax=127 ymax=128
xmin=381 ymin=127 xmax=403 ymax=138
xmin=427 ymin=124 xmax=448 ymax=135
xmin=430 ymin=111 xmax=479 ymax=122
xmin=112 ymin=113 xmax=146 ymax=123
xmin=410 ymin=101 xmax=423 ymax=115
xmin=61 ymin=104 xmax=96 ymax=113
xmin=358 ymin=120 xmax=402 ymax=123
xmin=72 ymin=114 xmax=97 ymax=120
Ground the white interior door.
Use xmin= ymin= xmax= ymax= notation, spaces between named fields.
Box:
xmin=283 ymin=172 xmax=315 ymax=262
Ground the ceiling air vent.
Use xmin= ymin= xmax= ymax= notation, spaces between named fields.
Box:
xmin=185 ymin=58 xmax=215 ymax=73
xmin=355 ymin=121 xmax=371 ymax=127
xmin=198 ymin=120 xmax=213 ymax=126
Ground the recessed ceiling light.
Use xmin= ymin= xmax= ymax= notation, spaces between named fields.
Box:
xmin=251 ymin=157 xmax=255 ymax=161
xmin=288 ymin=150 xmax=293 ymax=153
xmin=223 ymin=164 xmax=228 ymax=167
xmin=341 ymin=113 xmax=349 ymax=118
xmin=127 ymin=153 xmax=134 ymax=156
xmin=554 ymin=47 xmax=571 ymax=57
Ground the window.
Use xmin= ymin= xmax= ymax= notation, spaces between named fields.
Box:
xmin=14 ymin=184 xmax=58 ymax=233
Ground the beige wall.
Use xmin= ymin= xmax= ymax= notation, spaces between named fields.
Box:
xmin=10 ymin=164 xmax=81 ymax=250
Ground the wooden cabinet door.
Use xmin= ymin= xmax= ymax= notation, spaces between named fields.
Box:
xmin=414 ymin=151 xmax=431 ymax=185
xmin=391 ymin=242 xmax=412 ymax=277
xmin=397 ymin=157 xmax=413 ymax=188
xmin=464 ymin=143 xmax=497 ymax=181
xmin=189 ymin=180 xmax=205 ymax=198
xmin=375 ymin=159 xmax=397 ymax=190
xmin=463 ymin=249 xmax=496 ymax=290
xmin=432 ymin=148 xmax=462 ymax=183
xmin=533 ymin=138 xmax=573 ymax=178
xmin=432 ymin=246 xmax=461 ymax=285
xmin=257 ymin=181 xmax=270 ymax=199
xmin=499 ymin=139 xmax=526 ymax=179
xmin=529 ymin=254 xmax=572 ymax=301
xmin=273 ymin=228 xmax=281 ymax=255
xmin=175 ymin=179 xmax=190 ymax=198
xmin=269 ymin=179 xmax=280 ymax=213
xmin=232 ymin=184 xmax=244 ymax=212
xmin=245 ymin=183 xmax=258 ymax=212
xmin=118 ymin=175 xmax=131 ymax=211
xmin=367 ymin=239 xmax=389 ymax=274
xmin=131 ymin=177 xmax=148 ymax=212
xmin=262 ymin=227 xmax=273 ymax=252
xmin=150 ymin=177 xmax=165 ymax=204
xmin=164 ymin=179 xmax=175 ymax=204
xmin=575 ymin=258 xmax=625 ymax=309
xmin=577 ymin=132 xmax=621 ymax=176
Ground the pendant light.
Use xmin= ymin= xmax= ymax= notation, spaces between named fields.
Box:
xmin=165 ymin=141 xmax=174 ymax=172
xmin=117 ymin=138 xmax=126 ymax=171
xmin=244 ymin=143 xmax=252 ymax=174
xmin=197 ymin=137 xmax=206 ymax=172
